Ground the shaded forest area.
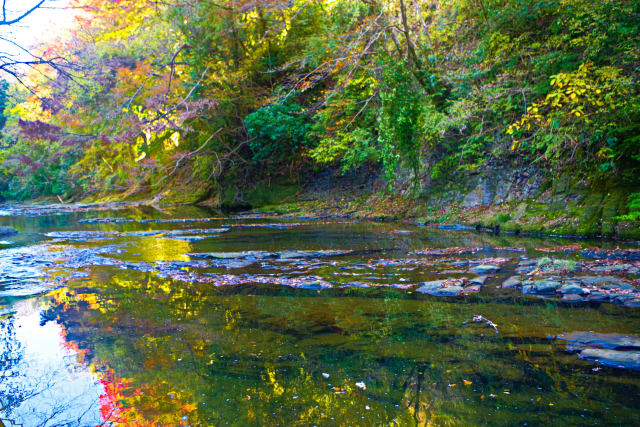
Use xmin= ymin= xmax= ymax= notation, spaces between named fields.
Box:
xmin=0 ymin=0 xmax=639 ymax=233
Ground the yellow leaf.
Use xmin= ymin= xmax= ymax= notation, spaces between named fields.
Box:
xmin=182 ymin=403 xmax=197 ymax=412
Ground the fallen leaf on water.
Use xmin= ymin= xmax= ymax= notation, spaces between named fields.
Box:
xmin=463 ymin=380 xmax=472 ymax=386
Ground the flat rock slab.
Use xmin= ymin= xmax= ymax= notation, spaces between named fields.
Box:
xmin=191 ymin=251 xmax=277 ymax=260
xmin=416 ymin=281 xmax=444 ymax=293
xmin=416 ymin=280 xmax=469 ymax=296
xmin=561 ymin=294 xmax=585 ymax=303
xmin=556 ymin=332 xmax=640 ymax=352
xmin=579 ymin=276 xmax=636 ymax=290
xmin=522 ymin=279 xmax=562 ymax=295
xmin=277 ymin=250 xmax=353 ymax=259
xmin=468 ymin=275 xmax=488 ymax=286
xmin=190 ymin=249 xmax=353 ymax=261
xmin=423 ymin=286 xmax=464 ymax=296
xmin=469 ymin=264 xmax=500 ymax=274
xmin=502 ymin=276 xmax=521 ymax=288
xmin=579 ymin=348 xmax=640 ymax=370
xmin=559 ymin=284 xmax=587 ymax=295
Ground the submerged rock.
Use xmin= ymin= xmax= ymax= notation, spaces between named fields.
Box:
xmin=579 ymin=348 xmax=640 ymax=370
xmin=0 ymin=226 xmax=17 ymax=236
xmin=191 ymin=251 xmax=276 ymax=260
xmin=469 ymin=264 xmax=500 ymax=274
xmin=556 ymin=332 xmax=640 ymax=352
xmin=295 ymin=281 xmax=333 ymax=290
xmin=191 ymin=249 xmax=352 ymax=261
xmin=561 ymin=294 xmax=585 ymax=303
xmin=556 ymin=332 xmax=640 ymax=370
xmin=277 ymin=249 xmax=353 ymax=259
xmin=436 ymin=224 xmax=475 ymax=231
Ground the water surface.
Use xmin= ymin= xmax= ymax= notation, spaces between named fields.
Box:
xmin=0 ymin=205 xmax=639 ymax=426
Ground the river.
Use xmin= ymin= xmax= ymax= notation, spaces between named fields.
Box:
xmin=0 ymin=204 xmax=638 ymax=426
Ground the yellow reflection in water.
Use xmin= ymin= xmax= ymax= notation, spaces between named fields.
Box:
xmin=130 ymin=236 xmax=193 ymax=262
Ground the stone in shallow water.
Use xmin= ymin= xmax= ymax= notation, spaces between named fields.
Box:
xmin=416 ymin=281 xmax=445 ymax=293
xmin=559 ymin=284 xmax=586 ymax=295
xmin=468 ymin=275 xmax=488 ymax=286
xmin=296 ymin=281 xmax=332 ymax=290
xmin=624 ymin=298 xmax=640 ymax=307
xmin=190 ymin=251 xmax=276 ymax=260
xmin=502 ymin=276 xmax=521 ymax=288
xmin=0 ymin=226 xmax=17 ymax=236
xmin=579 ymin=276 xmax=626 ymax=286
xmin=579 ymin=348 xmax=640 ymax=370
xmin=469 ymin=264 xmax=500 ymax=274
xmin=425 ymin=286 xmax=464 ymax=296
xmin=610 ymin=293 xmax=636 ymax=304
xmin=522 ymin=279 xmax=562 ymax=295
xmin=556 ymin=332 xmax=640 ymax=351
xmin=588 ymin=291 xmax=609 ymax=302
xmin=602 ymin=282 xmax=637 ymax=291
xmin=464 ymin=285 xmax=481 ymax=293
xmin=277 ymin=250 xmax=352 ymax=259
xmin=561 ymin=294 xmax=585 ymax=303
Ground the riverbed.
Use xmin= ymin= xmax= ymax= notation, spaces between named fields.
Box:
xmin=0 ymin=204 xmax=639 ymax=426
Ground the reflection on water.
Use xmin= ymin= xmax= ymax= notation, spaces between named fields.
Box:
xmin=0 ymin=206 xmax=638 ymax=425
xmin=0 ymin=300 xmax=103 ymax=426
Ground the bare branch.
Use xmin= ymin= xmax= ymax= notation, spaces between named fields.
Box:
xmin=0 ymin=0 xmax=46 ymax=26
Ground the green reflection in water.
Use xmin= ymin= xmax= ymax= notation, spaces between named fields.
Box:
xmin=1 ymin=207 xmax=639 ymax=426
xmin=44 ymin=271 xmax=640 ymax=426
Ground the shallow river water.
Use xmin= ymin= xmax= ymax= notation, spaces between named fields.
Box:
xmin=0 ymin=204 xmax=639 ymax=426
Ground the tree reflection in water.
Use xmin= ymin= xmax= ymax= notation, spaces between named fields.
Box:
xmin=30 ymin=273 xmax=640 ymax=426
xmin=0 ymin=301 xmax=103 ymax=426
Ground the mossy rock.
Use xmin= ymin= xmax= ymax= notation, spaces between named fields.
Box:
xmin=243 ymin=179 xmax=300 ymax=208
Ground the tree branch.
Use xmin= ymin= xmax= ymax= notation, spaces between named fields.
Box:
xmin=0 ymin=0 xmax=46 ymax=26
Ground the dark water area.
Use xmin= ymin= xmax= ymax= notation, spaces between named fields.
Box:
xmin=0 ymin=204 xmax=639 ymax=426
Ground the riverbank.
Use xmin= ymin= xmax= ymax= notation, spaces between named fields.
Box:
xmin=3 ymin=185 xmax=639 ymax=241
